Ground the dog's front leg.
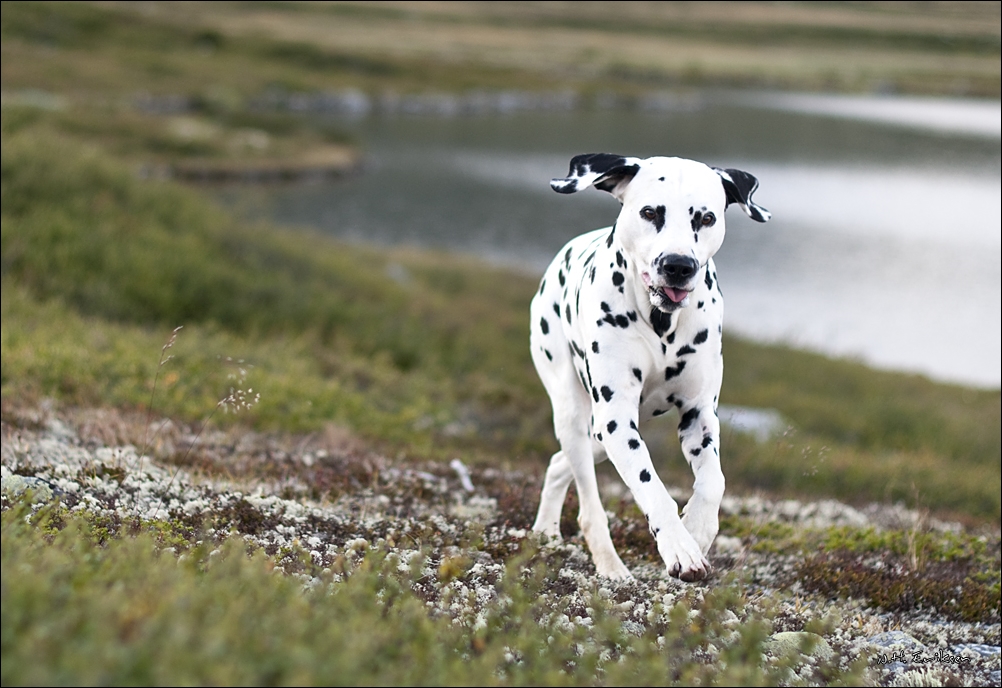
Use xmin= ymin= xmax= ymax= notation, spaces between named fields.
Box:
xmin=676 ymin=403 xmax=724 ymax=555
xmin=592 ymin=382 xmax=710 ymax=581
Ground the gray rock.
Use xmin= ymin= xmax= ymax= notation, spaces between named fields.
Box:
xmin=951 ymin=643 xmax=1000 ymax=659
xmin=1 ymin=466 xmax=57 ymax=502
xmin=868 ymin=630 xmax=925 ymax=654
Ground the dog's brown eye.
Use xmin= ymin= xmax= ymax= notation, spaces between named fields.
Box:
xmin=701 ymin=213 xmax=716 ymax=226
xmin=641 ymin=207 xmax=657 ymax=221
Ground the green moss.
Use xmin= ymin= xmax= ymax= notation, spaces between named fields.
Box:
xmin=717 ymin=510 xmax=1001 ymax=618
xmin=1 ymin=503 xmax=863 ymax=685
xmin=798 ymin=549 xmax=1000 ymax=624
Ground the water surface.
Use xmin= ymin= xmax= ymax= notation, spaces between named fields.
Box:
xmin=217 ymin=94 xmax=1001 ymax=388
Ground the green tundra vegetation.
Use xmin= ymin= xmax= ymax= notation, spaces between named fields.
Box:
xmin=1 ymin=0 xmax=999 ymax=528
xmin=3 ymin=114 xmax=998 ymax=520
xmin=0 ymin=503 xmax=860 ymax=687
xmin=1 ymin=2 xmax=999 ymax=684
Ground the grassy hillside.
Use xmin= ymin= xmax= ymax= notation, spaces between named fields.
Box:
xmin=2 ymin=113 xmax=999 ymax=520
xmin=2 ymin=4 xmax=999 ymax=683
xmin=3 ymin=1 xmax=998 ymax=98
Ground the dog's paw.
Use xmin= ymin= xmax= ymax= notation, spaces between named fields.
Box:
xmin=681 ymin=500 xmax=719 ymax=556
xmin=658 ymin=523 xmax=712 ymax=582
xmin=534 ymin=531 xmax=563 ymax=548
xmin=531 ymin=517 xmax=563 ymax=541
xmin=592 ymin=550 xmax=633 ymax=580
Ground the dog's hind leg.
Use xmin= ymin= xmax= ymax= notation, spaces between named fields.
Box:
xmin=534 ymin=384 xmax=630 ymax=579
xmin=563 ymin=433 xmax=631 ymax=579
xmin=532 ymin=451 xmax=573 ymax=539
xmin=551 ymin=400 xmax=630 ymax=579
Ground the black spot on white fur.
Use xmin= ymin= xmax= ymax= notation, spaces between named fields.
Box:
xmin=679 ymin=407 xmax=700 ymax=431
xmin=654 ymin=205 xmax=666 ymax=232
xmin=665 ymin=361 xmax=686 ymax=380
xmin=639 ymin=469 xmax=651 ymax=482
xmin=650 ymin=308 xmax=672 ymax=337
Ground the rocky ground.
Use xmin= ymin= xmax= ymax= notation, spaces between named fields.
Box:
xmin=2 ymin=403 xmax=1000 ymax=686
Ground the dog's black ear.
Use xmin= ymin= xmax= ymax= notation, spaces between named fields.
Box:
xmin=713 ymin=167 xmax=771 ymax=222
xmin=551 ymin=153 xmax=642 ymax=197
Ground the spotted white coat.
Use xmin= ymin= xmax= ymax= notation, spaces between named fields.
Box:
xmin=530 ymin=154 xmax=770 ymax=581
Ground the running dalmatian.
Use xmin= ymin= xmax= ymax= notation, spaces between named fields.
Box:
xmin=530 ymin=154 xmax=770 ymax=581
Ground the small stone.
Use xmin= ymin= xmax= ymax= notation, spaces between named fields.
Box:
xmin=713 ymin=535 xmax=743 ymax=554
xmin=952 ymin=643 xmax=1001 ymax=659
xmin=868 ymin=630 xmax=925 ymax=654
xmin=621 ymin=620 xmax=645 ymax=637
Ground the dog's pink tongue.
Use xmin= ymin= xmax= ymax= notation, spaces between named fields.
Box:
xmin=663 ymin=287 xmax=689 ymax=303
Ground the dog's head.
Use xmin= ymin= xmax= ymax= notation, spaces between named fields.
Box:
xmin=552 ymin=154 xmax=769 ymax=312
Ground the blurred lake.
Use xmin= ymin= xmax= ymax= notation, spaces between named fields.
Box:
xmin=216 ymin=92 xmax=1001 ymax=389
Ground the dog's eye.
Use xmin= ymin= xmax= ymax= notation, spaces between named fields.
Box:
xmin=640 ymin=207 xmax=657 ymax=221
xmin=701 ymin=213 xmax=716 ymax=227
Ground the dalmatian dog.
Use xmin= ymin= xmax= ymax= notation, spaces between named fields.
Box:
xmin=530 ymin=154 xmax=769 ymax=581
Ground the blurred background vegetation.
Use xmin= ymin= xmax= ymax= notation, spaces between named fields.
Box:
xmin=1 ymin=1 xmax=1000 ymax=522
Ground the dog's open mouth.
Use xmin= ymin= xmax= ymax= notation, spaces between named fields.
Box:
xmin=660 ymin=287 xmax=690 ymax=304
xmin=643 ymin=271 xmax=691 ymax=310
xmin=652 ymin=286 xmax=691 ymax=311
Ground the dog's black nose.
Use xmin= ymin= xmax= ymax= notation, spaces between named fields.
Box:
xmin=657 ymin=254 xmax=699 ymax=283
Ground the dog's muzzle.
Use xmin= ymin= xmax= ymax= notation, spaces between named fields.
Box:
xmin=644 ymin=254 xmax=699 ymax=311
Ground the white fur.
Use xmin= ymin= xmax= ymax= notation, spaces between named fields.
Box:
xmin=530 ymin=156 xmax=768 ymax=581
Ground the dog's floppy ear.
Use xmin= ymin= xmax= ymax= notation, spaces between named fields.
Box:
xmin=713 ymin=167 xmax=771 ymax=222
xmin=551 ymin=153 xmax=643 ymax=198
